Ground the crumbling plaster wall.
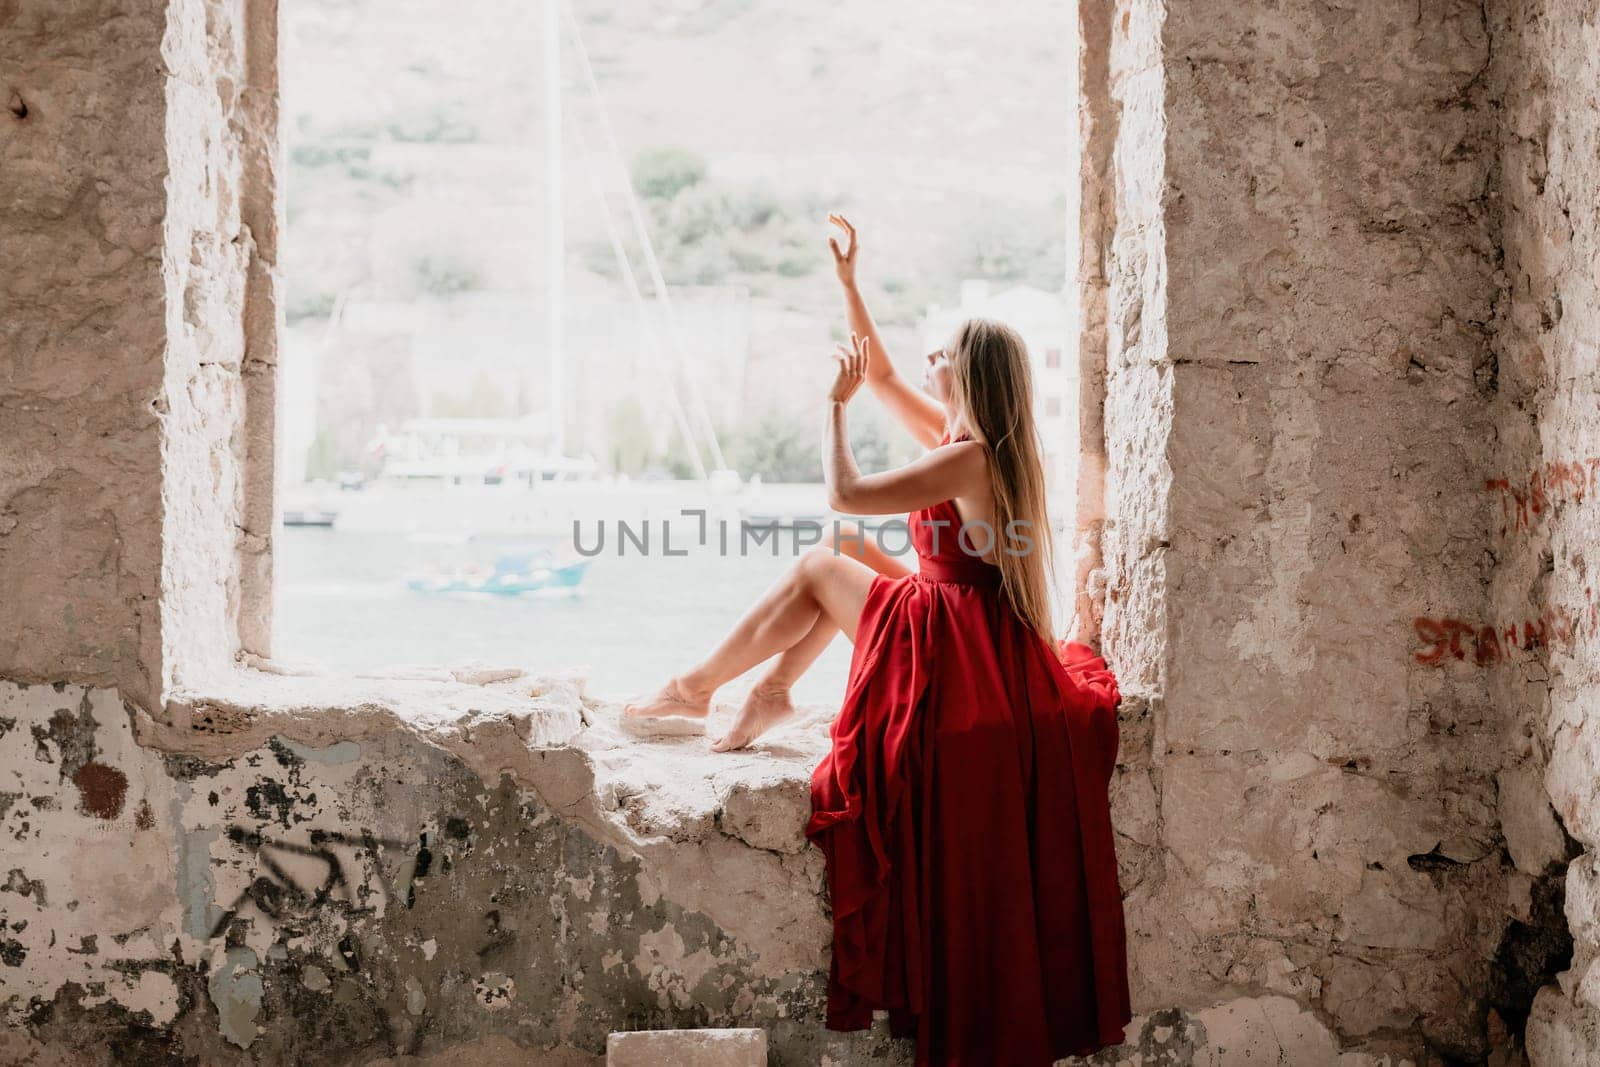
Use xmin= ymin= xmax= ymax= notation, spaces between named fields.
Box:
xmin=0 ymin=670 xmax=1411 ymax=1065
xmin=0 ymin=673 xmax=898 ymax=1064
xmin=1484 ymin=2 xmax=1600 ymax=1063
xmin=1086 ymin=0 xmax=1525 ymax=1060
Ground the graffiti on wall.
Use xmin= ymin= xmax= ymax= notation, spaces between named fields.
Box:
xmin=1485 ymin=455 xmax=1600 ymax=537
xmin=1413 ymin=453 xmax=1598 ymax=667
xmin=1414 ymin=591 xmax=1599 ymax=667
xmin=208 ymin=825 xmax=427 ymax=943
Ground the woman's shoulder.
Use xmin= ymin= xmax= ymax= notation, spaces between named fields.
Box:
xmin=923 ymin=439 xmax=988 ymax=483
xmin=930 ymin=433 xmax=982 ymax=462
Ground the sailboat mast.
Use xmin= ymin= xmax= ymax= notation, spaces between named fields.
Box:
xmin=559 ymin=0 xmax=728 ymax=475
xmin=545 ymin=0 xmax=565 ymax=456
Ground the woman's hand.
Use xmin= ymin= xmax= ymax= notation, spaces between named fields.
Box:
xmin=827 ymin=213 xmax=859 ymax=289
xmin=829 ymin=332 xmax=869 ymax=405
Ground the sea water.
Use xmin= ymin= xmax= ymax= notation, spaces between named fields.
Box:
xmin=275 ymin=526 xmax=854 ymax=707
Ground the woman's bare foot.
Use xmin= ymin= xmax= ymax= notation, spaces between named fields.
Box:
xmin=711 ymin=683 xmax=796 ymax=752
xmin=623 ymin=677 xmax=712 ymax=719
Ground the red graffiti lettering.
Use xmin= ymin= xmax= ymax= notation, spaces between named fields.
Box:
xmin=1414 ymin=600 xmax=1593 ymax=668
xmin=1414 ymin=618 xmax=1448 ymax=666
xmin=1486 ymin=454 xmax=1600 ymax=536
xmin=1474 ymin=626 xmax=1502 ymax=666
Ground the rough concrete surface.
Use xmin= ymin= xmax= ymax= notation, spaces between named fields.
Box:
xmin=0 ymin=0 xmax=280 ymax=709
xmin=0 ymin=1 xmax=172 ymax=708
xmin=606 ymin=1026 xmax=767 ymax=1067
xmin=0 ymin=673 xmax=905 ymax=1064
xmin=1090 ymin=1 xmax=1522 ymax=1060
xmin=1485 ymin=2 xmax=1600 ymax=1063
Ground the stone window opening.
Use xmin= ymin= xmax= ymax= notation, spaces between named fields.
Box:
xmin=262 ymin=1 xmax=1103 ymax=699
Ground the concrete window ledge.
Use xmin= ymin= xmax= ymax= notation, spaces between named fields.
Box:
xmin=144 ymin=662 xmax=837 ymax=966
xmin=157 ymin=661 xmax=831 ymax=850
xmin=0 ymin=667 xmax=858 ymax=1060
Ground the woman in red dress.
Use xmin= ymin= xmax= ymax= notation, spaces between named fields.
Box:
xmin=626 ymin=214 xmax=1131 ymax=1064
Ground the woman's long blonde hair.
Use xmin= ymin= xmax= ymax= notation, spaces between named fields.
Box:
xmin=947 ymin=317 xmax=1057 ymax=643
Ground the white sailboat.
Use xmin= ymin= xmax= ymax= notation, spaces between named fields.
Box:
xmin=286 ymin=0 xmax=759 ymax=536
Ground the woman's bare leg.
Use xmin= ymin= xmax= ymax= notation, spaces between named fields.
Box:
xmin=711 ymin=524 xmax=912 ymax=750
xmin=771 ymin=525 xmax=911 ymax=681
xmin=623 ymin=543 xmax=880 ymax=725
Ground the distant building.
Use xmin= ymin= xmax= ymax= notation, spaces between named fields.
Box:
xmin=366 ymin=416 xmax=597 ymax=484
xmin=920 ymin=281 xmax=1078 ymax=500
xmin=285 ymin=282 xmax=749 ymax=481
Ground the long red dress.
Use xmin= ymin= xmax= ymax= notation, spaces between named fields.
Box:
xmin=806 ymin=490 xmax=1132 ymax=1065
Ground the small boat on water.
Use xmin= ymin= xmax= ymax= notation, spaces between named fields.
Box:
xmin=742 ymin=512 xmax=830 ymax=531
xmin=406 ymin=547 xmax=591 ymax=597
xmin=283 ymin=507 xmax=339 ymax=528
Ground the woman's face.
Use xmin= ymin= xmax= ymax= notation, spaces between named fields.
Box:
xmin=922 ymin=344 xmax=955 ymax=404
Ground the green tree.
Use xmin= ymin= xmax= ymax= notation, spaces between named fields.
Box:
xmin=727 ymin=409 xmax=820 ymax=482
xmin=430 ymin=370 xmax=515 ymax=419
xmin=286 ymin=288 xmax=337 ymax=324
xmin=410 ymin=252 xmax=483 ymax=297
xmin=952 ymin=196 xmax=1068 ymax=290
xmin=849 ymin=414 xmax=893 ymax=473
xmin=726 ymin=408 xmax=902 ymax=484
xmin=305 ymin=426 xmax=338 ymax=482
xmin=606 ymin=395 xmax=655 ymax=475
xmin=632 ymin=146 xmax=708 ymax=200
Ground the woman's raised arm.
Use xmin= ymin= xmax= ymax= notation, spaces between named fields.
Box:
xmin=828 ymin=214 xmax=947 ymax=450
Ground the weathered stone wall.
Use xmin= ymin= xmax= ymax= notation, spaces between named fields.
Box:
xmin=1091 ymin=1 xmax=1517 ymax=1060
xmin=1484 ymin=1 xmax=1600 ymax=1062
xmin=158 ymin=0 xmax=283 ymax=684
xmin=1 ymin=2 xmax=173 ymax=707
xmin=1 ymin=667 xmax=1437 ymax=1065
xmin=0 ymin=0 xmax=277 ymax=710
xmin=3 ymin=0 xmax=1597 ymax=1062
xmin=0 ymin=674 xmax=901 ymax=1064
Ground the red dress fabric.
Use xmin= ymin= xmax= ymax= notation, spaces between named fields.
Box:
xmin=806 ymin=490 xmax=1132 ymax=1065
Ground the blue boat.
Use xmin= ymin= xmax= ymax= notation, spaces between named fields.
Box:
xmin=406 ymin=547 xmax=591 ymax=596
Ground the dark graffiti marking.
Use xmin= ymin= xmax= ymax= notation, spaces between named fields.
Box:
xmin=1414 ymin=590 xmax=1599 ymax=667
xmin=208 ymin=826 xmax=423 ymax=941
xmin=1485 ymin=455 xmax=1600 ymax=537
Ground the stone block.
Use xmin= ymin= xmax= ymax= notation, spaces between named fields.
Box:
xmin=606 ymin=1028 xmax=766 ymax=1067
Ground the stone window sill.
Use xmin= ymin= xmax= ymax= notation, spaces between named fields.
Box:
xmin=151 ymin=658 xmax=831 ymax=860
xmin=139 ymin=659 xmax=837 ymax=966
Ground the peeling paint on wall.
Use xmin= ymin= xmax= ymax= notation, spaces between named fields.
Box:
xmin=210 ymin=946 xmax=265 ymax=1048
xmin=0 ymin=678 xmax=906 ymax=1062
